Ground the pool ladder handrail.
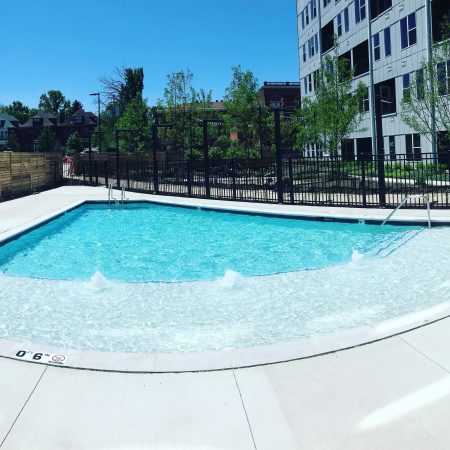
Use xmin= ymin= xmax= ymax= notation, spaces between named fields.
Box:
xmin=108 ymin=184 xmax=120 ymax=205
xmin=121 ymin=185 xmax=129 ymax=204
xmin=381 ymin=194 xmax=431 ymax=229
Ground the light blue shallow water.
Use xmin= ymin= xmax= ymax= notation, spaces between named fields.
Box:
xmin=0 ymin=203 xmax=417 ymax=282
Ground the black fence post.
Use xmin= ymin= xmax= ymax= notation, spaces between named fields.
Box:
xmin=88 ymin=136 xmax=93 ymax=185
xmin=115 ymin=131 xmax=120 ymax=189
xmin=375 ymin=93 xmax=387 ymax=207
xmin=94 ymin=160 xmax=99 ymax=185
xmin=288 ymin=156 xmax=294 ymax=204
xmin=152 ymin=124 xmax=159 ymax=194
xmin=232 ymin=158 xmax=237 ymax=201
xmin=203 ymin=120 xmax=210 ymax=199
xmin=187 ymin=158 xmax=192 ymax=197
xmin=361 ymin=159 xmax=367 ymax=207
xmin=126 ymin=159 xmax=130 ymax=189
xmin=104 ymin=160 xmax=109 ymax=187
xmin=83 ymin=162 xmax=86 ymax=185
xmin=274 ymin=108 xmax=284 ymax=204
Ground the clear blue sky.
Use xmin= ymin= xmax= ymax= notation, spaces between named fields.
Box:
xmin=0 ymin=0 xmax=299 ymax=112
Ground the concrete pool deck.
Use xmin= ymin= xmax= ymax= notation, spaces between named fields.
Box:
xmin=0 ymin=186 xmax=450 ymax=449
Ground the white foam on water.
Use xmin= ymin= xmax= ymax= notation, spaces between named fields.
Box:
xmin=218 ymin=270 xmax=244 ymax=289
xmin=89 ymin=271 xmax=110 ymax=292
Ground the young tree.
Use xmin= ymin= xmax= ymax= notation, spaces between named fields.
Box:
xmin=115 ymin=95 xmax=151 ymax=153
xmin=223 ymin=66 xmax=265 ymax=151
xmin=66 ymin=131 xmax=83 ymax=154
xmin=37 ymin=127 xmax=58 ymax=152
xmin=293 ymin=48 xmax=366 ymax=155
xmin=400 ymin=19 xmax=450 ymax=151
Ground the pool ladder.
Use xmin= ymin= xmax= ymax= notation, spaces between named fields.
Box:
xmin=108 ymin=184 xmax=128 ymax=205
xmin=381 ymin=194 xmax=431 ymax=229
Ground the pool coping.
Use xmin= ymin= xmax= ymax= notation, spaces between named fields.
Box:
xmin=1 ymin=192 xmax=450 ymax=373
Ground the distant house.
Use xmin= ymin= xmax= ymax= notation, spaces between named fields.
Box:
xmin=16 ymin=109 xmax=97 ymax=152
xmin=259 ymin=82 xmax=301 ymax=110
xmin=0 ymin=113 xmax=20 ymax=148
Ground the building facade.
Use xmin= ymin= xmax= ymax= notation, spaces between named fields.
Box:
xmin=297 ymin=0 xmax=450 ymax=160
xmin=0 ymin=113 xmax=20 ymax=148
xmin=16 ymin=109 xmax=97 ymax=152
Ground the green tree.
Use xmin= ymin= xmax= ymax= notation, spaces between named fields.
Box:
xmin=37 ymin=127 xmax=58 ymax=152
xmin=66 ymin=131 xmax=83 ymax=154
xmin=115 ymin=95 xmax=151 ymax=153
xmin=39 ymin=90 xmax=67 ymax=116
xmin=400 ymin=18 xmax=450 ymax=151
xmin=294 ymin=48 xmax=366 ymax=155
xmin=223 ymin=66 xmax=268 ymax=152
xmin=0 ymin=101 xmax=32 ymax=124
xmin=68 ymin=100 xmax=84 ymax=116
xmin=7 ymin=131 xmax=20 ymax=151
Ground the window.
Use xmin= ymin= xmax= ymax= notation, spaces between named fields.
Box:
xmin=301 ymin=10 xmax=305 ymax=29
xmin=402 ymin=73 xmax=411 ymax=101
xmin=321 ymin=20 xmax=334 ymax=53
xmin=355 ymin=0 xmax=366 ymax=24
xmin=304 ymin=77 xmax=308 ymax=95
xmin=370 ymin=0 xmax=392 ymax=20
xmin=360 ymin=88 xmax=370 ymax=112
xmin=323 ymin=0 xmax=332 ymax=7
xmin=308 ymin=74 xmax=313 ymax=92
xmin=373 ymin=33 xmax=381 ymax=61
xmin=416 ymin=68 xmax=425 ymax=100
xmin=437 ymin=61 xmax=450 ymax=96
xmin=344 ymin=7 xmax=349 ymax=32
xmin=305 ymin=5 xmax=310 ymax=25
xmin=405 ymin=134 xmax=421 ymax=161
xmin=353 ymin=40 xmax=369 ymax=76
xmin=400 ymin=13 xmax=417 ymax=49
xmin=389 ymin=136 xmax=396 ymax=160
xmin=313 ymin=69 xmax=320 ymax=90
xmin=302 ymin=44 xmax=307 ymax=62
xmin=312 ymin=0 xmax=317 ymax=18
xmin=308 ymin=35 xmax=318 ymax=57
xmin=375 ymin=78 xmax=397 ymax=114
xmin=336 ymin=12 xmax=342 ymax=36
xmin=384 ymin=27 xmax=391 ymax=57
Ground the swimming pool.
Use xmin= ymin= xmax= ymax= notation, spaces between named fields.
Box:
xmin=0 ymin=202 xmax=449 ymax=355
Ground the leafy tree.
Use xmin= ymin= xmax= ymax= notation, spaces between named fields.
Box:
xmin=223 ymin=66 xmax=269 ymax=151
xmin=37 ymin=127 xmax=58 ymax=152
xmin=38 ymin=90 xmax=67 ymax=116
xmin=115 ymin=95 xmax=151 ymax=153
xmin=400 ymin=18 xmax=450 ymax=150
xmin=293 ymin=47 xmax=366 ymax=155
xmin=7 ymin=131 xmax=20 ymax=151
xmin=68 ymin=100 xmax=84 ymax=116
xmin=66 ymin=131 xmax=83 ymax=154
xmin=158 ymin=69 xmax=218 ymax=156
xmin=0 ymin=101 xmax=32 ymax=124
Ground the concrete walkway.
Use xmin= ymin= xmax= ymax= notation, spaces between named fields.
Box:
xmin=0 ymin=187 xmax=450 ymax=449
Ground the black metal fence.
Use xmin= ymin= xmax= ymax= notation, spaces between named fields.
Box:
xmin=67 ymin=150 xmax=450 ymax=209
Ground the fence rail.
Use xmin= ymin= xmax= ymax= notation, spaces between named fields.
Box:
xmin=68 ymin=151 xmax=450 ymax=209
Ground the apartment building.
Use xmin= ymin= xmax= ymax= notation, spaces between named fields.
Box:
xmin=297 ymin=0 xmax=450 ymax=160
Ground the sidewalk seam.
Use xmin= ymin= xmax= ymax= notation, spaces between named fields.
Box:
xmin=0 ymin=366 xmax=48 ymax=448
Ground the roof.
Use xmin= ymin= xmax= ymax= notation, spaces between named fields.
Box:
xmin=21 ymin=110 xmax=58 ymax=127
xmin=61 ymin=109 xmax=97 ymax=127
xmin=0 ymin=113 xmax=20 ymax=128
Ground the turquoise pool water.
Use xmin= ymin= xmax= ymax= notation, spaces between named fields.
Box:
xmin=0 ymin=203 xmax=417 ymax=282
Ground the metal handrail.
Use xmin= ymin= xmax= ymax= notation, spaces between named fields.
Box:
xmin=381 ymin=194 xmax=431 ymax=229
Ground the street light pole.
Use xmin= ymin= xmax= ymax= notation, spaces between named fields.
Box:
xmin=90 ymin=93 xmax=101 ymax=153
